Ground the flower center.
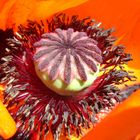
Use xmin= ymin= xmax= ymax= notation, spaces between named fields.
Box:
xmin=33 ymin=28 xmax=102 ymax=96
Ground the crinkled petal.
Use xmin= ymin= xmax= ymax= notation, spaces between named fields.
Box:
xmin=64 ymin=0 xmax=140 ymax=69
xmin=81 ymin=90 xmax=140 ymax=140
xmin=0 ymin=0 xmax=87 ymax=30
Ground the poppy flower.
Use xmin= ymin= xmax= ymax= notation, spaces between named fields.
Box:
xmin=0 ymin=0 xmax=140 ymax=140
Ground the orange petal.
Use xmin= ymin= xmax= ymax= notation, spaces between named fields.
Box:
xmin=64 ymin=0 xmax=140 ymax=69
xmin=0 ymin=85 xmax=17 ymax=139
xmin=0 ymin=0 xmax=87 ymax=30
xmin=134 ymin=133 xmax=140 ymax=140
xmin=0 ymin=101 xmax=17 ymax=139
xmin=0 ymin=85 xmax=4 ymax=100
xmin=81 ymin=90 xmax=140 ymax=140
